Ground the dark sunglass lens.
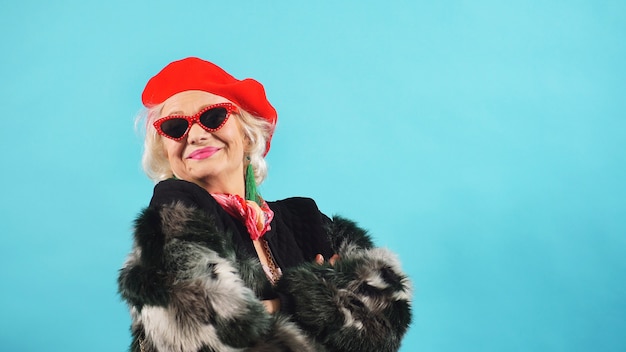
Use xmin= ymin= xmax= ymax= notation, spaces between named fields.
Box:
xmin=160 ymin=119 xmax=189 ymax=138
xmin=200 ymin=107 xmax=228 ymax=129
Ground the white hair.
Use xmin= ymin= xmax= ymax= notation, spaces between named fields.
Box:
xmin=136 ymin=103 xmax=274 ymax=185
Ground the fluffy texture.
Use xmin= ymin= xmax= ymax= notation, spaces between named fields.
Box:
xmin=118 ymin=201 xmax=412 ymax=352
xmin=277 ymin=218 xmax=412 ymax=352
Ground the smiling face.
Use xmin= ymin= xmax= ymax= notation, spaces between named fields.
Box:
xmin=158 ymin=90 xmax=248 ymax=195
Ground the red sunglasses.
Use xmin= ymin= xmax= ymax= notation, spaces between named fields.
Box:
xmin=153 ymin=102 xmax=239 ymax=141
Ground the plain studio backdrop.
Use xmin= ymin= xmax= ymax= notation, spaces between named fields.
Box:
xmin=1 ymin=1 xmax=624 ymax=351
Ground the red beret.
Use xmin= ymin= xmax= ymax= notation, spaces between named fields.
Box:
xmin=142 ymin=57 xmax=277 ymax=154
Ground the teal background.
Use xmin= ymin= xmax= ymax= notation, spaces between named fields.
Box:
xmin=1 ymin=1 xmax=625 ymax=351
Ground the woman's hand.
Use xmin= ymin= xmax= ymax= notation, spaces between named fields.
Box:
xmin=262 ymin=298 xmax=280 ymax=314
xmin=314 ymin=253 xmax=340 ymax=266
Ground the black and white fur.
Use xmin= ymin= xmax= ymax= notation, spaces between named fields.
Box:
xmin=118 ymin=202 xmax=412 ymax=352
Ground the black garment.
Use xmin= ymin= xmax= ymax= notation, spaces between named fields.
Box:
xmin=150 ymin=179 xmax=336 ymax=293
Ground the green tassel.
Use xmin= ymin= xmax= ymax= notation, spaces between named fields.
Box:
xmin=245 ymin=162 xmax=260 ymax=204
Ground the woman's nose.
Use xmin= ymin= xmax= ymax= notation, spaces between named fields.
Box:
xmin=186 ymin=122 xmax=209 ymax=144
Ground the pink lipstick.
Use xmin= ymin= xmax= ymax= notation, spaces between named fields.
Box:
xmin=187 ymin=147 xmax=220 ymax=160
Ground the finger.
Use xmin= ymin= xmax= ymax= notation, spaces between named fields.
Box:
xmin=315 ymin=254 xmax=324 ymax=265
xmin=329 ymin=254 xmax=340 ymax=266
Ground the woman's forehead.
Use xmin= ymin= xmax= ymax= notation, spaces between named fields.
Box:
xmin=161 ymin=90 xmax=232 ymax=116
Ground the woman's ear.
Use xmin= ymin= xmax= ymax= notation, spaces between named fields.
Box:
xmin=243 ymin=134 xmax=253 ymax=154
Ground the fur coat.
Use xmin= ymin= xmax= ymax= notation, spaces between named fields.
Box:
xmin=118 ymin=182 xmax=412 ymax=352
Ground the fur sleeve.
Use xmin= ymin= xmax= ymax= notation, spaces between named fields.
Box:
xmin=275 ymin=216 xmax=413 ymax=352
xmin=118 ymin=203 xmax=315 ymax=352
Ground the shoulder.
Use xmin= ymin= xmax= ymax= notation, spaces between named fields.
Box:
xmin=268 ymin=197 xmax=321 ymax=214
xmin=149 ymin=179 xmax=218 ymax=210
xmin=268 ymin=197 xmax=330 ymax=227
xmin=147 ymin=179 xmax=241 ymax=239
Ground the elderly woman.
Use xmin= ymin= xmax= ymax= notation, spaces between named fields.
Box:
xmin=118 ymin=57 xmax=412 ymax=352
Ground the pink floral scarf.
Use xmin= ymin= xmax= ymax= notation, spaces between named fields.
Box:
xmin=211 ymin=193 xmax=274 ymax=240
